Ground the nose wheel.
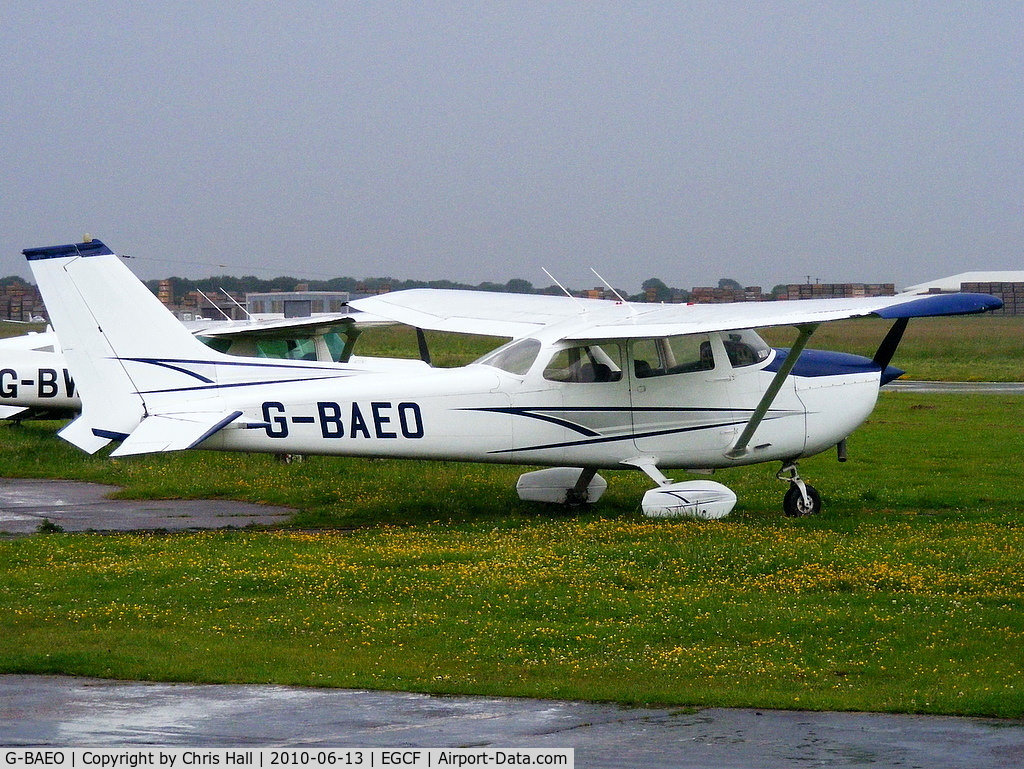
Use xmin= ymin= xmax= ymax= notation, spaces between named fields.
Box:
xmin=778 ymin=462 xmax=822 ymax=517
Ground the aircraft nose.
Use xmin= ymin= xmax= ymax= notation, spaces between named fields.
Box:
xmin=880 ymin=365 xmax=906 ymax=386
xmin=768 ymin=348 xmax=900 ymax=386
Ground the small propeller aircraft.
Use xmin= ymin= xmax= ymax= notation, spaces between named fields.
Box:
xmin=0 ymin=329 xmax=79 ymax=421
xmin=25 ymin=238 xmax=1001 ymax=518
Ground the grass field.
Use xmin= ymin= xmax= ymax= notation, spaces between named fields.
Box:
xmin=1 ymin=315 xmax=1023 ymax=717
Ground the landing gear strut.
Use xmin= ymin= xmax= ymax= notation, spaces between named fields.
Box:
xmin=778 ymin=462 xmax=821 ymax=517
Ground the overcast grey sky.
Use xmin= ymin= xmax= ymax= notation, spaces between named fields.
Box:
xmin=2 ymin=1 xmax=1021 ymax=292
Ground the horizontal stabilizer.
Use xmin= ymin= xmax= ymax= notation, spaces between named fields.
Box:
xmin=0 ymin=406 xmax=28 ymax=420
xmin=59 ymin=417 xmax=114 ymax=454
xmin=110 ymin=410 xmax=243 ymax=457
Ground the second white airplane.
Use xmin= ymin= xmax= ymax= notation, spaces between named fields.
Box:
xmin=26 ymin=239 xmax=1002 ymax=519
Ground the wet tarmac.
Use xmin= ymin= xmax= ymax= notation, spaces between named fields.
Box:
xmin=1 ymin=676 xmax=1022 ymax=767
xmin=3 ymin=479 xmax=1024 ymax=766
xmin=0 ymin=478 xmax=291 ymax=535
xmin=885 ymin=380 xmax=1024 ymax=394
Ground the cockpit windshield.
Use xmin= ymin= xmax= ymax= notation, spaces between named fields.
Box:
xmin=473 ymin=338 xmax=542 ymax=375
xmin=723 ymin=329 xmax=772 ymax=368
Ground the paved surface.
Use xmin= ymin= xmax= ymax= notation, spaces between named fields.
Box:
xmin=0 ymin=478 xmax=292 ymax=534
xmin=885 ymin=380 xmax=1024 ymax=394
xmin=1 ymin=676 xmax=1022 ymax=767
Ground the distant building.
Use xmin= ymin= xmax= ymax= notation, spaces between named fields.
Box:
xmin=902 ymin=271 xmax=1024 ymax=294
xmin=690 ymin=286 xmax=768 ymax=303
xmin=155 ymin=279 xmax=249 ymax=322
xmin=583 ymin=286 xmax=627 ymax=301
xmin=777 ymin=283 xmax=895 ymax=300
xmin=0 ymin=280 xmax=46 ymax=322
xmin=246 ymin=290 xmax=351 ymax=318
xmin=957 ymin=282 xmax=1024 ymax=315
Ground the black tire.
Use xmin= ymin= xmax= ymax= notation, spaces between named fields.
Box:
xmin=783 ymin=484 xmax=822 ymax=517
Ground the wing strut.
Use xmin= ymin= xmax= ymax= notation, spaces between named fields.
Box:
xmin=416 ymin=327 xmax=432 ymax=366
xmin=872 ymin=316 xmax=909 ymax=371
xmin=726 ymin=323 xmax=819 ymax=459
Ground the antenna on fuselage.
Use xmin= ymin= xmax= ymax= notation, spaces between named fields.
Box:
xmin=196 ymin=289 xmax=232 ymax=321
xmin=542 ymin=268 xmax=586 ymax=312
xmin=220 ymin=288 xmax=254 ymax=321
xmin=590 ymin=267 xmax=628 ymax=304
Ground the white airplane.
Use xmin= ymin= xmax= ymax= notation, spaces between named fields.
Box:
xmin=25 ymin=238 xmax=1001 ymax=519
xmin=0 ymin=329 xmax=77 ymax=420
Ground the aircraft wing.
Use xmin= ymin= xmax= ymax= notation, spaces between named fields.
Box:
xmin=349 ymin=289 xmax=617 ymax=338
xmin=560 ymin=292 xmax=1003 ymax=339
xmin=186 ymin=311 xmax=388 ymax=340
xmin=350 ymin=288 xmax=1002 ymax=340
xmin=0 ymin=329 xmax=58 ymax=352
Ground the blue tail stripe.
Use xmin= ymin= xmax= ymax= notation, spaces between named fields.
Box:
xmin=187 ymin=410 xmax=244 ymax=449
xmin=24 ymin=240 xmax=114 ymax=260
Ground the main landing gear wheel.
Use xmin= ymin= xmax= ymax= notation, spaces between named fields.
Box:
xmin=783 ymin=483 xmax=821 ymax=517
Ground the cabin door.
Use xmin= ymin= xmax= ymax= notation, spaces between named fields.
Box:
xmin=628 ymin=333 xmax=741 ymax=467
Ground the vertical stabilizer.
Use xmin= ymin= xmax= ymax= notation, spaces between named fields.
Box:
xmin=24 ymin=239 xmax=219 ymax=452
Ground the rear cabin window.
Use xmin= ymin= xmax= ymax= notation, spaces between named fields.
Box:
xmin=543 ymin=344 xmax=623 ymax=383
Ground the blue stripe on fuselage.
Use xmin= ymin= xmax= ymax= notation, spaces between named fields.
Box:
xmin=767 ymin=348 xmax=904 ymax=385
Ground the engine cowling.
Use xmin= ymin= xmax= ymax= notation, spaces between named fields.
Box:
xmin=641 ymin=480 xmax=737 ymax=519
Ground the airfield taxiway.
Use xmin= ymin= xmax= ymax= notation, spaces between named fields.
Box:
xmin=884 ymin=380 xmax=1024 ymax=394
xmin=2 ymin=476 xmax=1023 ymax=767
xmin=2 ymin=675 xmax=1022 ymax=768
xmin=0 ymin=478 xmax=291 ymax=534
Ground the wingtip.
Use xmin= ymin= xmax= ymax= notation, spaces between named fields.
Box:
xmin=874 ymin=292 xmax=1004 ymax=319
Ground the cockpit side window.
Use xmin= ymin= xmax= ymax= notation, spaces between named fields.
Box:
xmin=252 ymin=338 xmax=317 ymax=361
xmin=543 ymin=343 xmax=624 ymax=383
xmin=631 ymin=334 xmax=714 ymax=378
xmin=723 ymin=329 xmax=772 ymax=368
xmin=474 ymin=338 xmax=542 ymax=375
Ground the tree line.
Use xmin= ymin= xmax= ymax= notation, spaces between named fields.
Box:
xmin=2 ymin=273 xmax=788 ymax=303
xmin=145 ymin=275 xmax=791 ymax=302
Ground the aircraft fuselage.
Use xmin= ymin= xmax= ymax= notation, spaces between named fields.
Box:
xmin=183 ymin=337 xmax=882 ymax=471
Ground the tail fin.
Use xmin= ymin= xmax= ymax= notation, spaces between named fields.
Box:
xmin=25 ymin=240 xmax=195 ymax=451
xmin=24 ymin=238 xmax=343 ymax=454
